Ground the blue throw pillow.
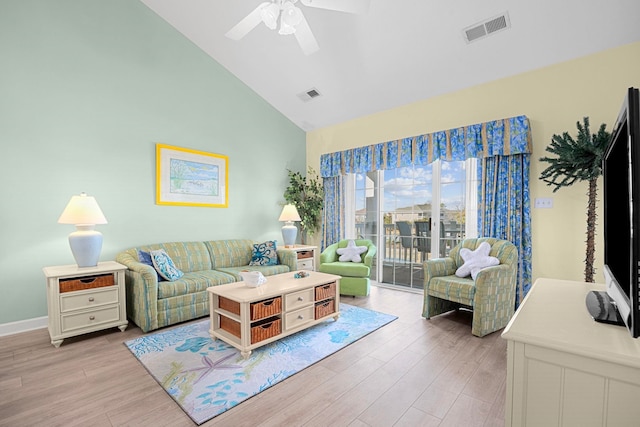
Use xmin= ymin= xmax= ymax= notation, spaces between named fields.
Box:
xmin=150 ymin=249 xmax=184 ymax=281
xmin=249 ymin=240 xmax=278 ymax=266
xmin=137 ymin=249 xmax=165 ymax=282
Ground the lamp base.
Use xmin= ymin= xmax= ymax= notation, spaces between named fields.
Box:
xmin=68 ymin=225 xmax=103 ymax=268
xmin=281 ymin=222 xmax=298 ymax=248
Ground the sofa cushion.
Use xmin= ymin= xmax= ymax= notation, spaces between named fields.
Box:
xmin=249 ymin=240 xmax=279 ymax=266
xmin=205 ymin=239 xmax=255 ymax=269
xmin=319 ymin=261 xmax=370 ymax=278
xmin=157 ymin=270 xmax=236 ymax=299
xmin=216 ymin=264 xmax=290 ymax=281
xmin=138 ymin=241 xmax=212 ymax=273
xmin=137 ymin=249 xmax=165 ymax=282
xmin=150 ymin=249 xmax=184 ymax=281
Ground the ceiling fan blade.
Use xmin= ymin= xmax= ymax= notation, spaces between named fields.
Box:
xmin=299 ymin=0 xmax=370 ymax=14
xmin=225 ymin=2 xmax=271 ymax=40
xmin=294 ymin=12 xmax=319 ymax=55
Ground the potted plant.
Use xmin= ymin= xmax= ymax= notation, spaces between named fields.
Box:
xmin=283 ymin=167 xmax=324 ymax=244
xmin=539 ymin=117 xmax=610 ymax=282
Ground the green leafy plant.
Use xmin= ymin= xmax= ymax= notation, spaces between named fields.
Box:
xmin=284 ymin=167 xmax=324 ymax=243
xmin=539 ymin=117 xmax=610 ymax=282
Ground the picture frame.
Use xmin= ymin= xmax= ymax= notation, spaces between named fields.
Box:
xmin=156 ymin=143 xmax=228 ymax=208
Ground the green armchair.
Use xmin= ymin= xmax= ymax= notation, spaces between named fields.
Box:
xmin=319 ymin=239 xmax=377 ymax=296
xmin=422 ymin=237 xmax=518 ymax=337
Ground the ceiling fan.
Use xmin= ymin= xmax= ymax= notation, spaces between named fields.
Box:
xmin=225 ymin=0 xmax=370 ymax=55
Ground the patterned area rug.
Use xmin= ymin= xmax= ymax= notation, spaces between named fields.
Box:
xmin=124 ymin=303 xmax=397 ymax=425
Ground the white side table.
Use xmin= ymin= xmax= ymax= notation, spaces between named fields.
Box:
xmin=288 ymin=245 xmax=317 ymax=271
xmin=43 ymin=261 xmax=128 ymax=347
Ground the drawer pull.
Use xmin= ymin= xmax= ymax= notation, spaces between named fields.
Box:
xmin=298 ymin=315 xmax=304 ymax=320
xmin=89 ymin=315 xmax=95 ymax=321
xmin=88 ymin=297 xmax=95 ymax=302
xmin=298 ymin=296 xmax=304 ymax=301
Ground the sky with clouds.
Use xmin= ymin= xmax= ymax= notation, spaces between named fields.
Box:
xmin=355 ymin=160 xmax=469 ymax=214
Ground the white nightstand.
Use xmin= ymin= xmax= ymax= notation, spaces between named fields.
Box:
xmin=287 ymin=245 xmax=317 ymax=271
xmin=43 ymin=261 xmax=128 ymax=347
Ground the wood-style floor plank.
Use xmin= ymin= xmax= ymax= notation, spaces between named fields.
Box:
xmin=0 ymin=285 xmax=506 ymax=426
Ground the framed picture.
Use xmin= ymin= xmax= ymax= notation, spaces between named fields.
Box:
xmin=156 ymin=144 xmax=228 ymax=208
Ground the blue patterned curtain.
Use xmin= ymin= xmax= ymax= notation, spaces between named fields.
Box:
xmin=479 ymin=154 xmax=532 ymax=305
xmin=319 ymin=115 xmax=532 ymax=302
xmin=321 ymin=176 xmax=344 ymax=250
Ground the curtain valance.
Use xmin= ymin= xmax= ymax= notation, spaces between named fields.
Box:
xmin=320 ymin=115 xmax=531 ymax=177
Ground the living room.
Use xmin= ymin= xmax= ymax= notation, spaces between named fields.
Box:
xmin=2 ymin=1 xmax=640 ymax=425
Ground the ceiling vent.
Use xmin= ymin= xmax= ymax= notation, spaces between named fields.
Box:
xmin=463 ymin=12 xmax=511 ymax=43
xmin=297 ymin=87 xmax=322 ymax=102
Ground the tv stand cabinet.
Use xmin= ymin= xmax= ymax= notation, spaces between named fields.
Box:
xmin=502 ymin=278 xmax=640 ymax=426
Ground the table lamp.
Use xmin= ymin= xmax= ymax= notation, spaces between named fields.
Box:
xmin=58 ymin=192 xmax=108 ymax=267
xmin=278 ymin=204 xmax=301 ymax=248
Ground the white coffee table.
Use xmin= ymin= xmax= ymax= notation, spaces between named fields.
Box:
xmin=207 ymin=271 xmax=340 ymax=359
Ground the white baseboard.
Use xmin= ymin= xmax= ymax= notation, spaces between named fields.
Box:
xmin=0 ymin=316 xmax=47 ymax=337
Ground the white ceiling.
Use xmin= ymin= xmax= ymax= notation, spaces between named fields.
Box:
xmin=139 ymin=0 xmax=640 ymax=131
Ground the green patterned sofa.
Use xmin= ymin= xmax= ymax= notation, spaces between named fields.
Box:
xmin=422 ymin=237 xmax=518 ymax=337
xmin=116 ymin=239 xmax=297 ymax=332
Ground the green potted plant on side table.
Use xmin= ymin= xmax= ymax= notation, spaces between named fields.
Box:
xmin=284 ymin=167 xmax=324 ymax=245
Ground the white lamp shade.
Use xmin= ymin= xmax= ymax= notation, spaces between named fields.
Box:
xmin=58 ymin=193 xmax=107 ymax=225
xmin=279 ymin=204 xmax=301 ymax=222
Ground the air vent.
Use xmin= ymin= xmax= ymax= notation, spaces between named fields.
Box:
xmin=297 ymin=87 xmax=322 ymax=102
xmin=463 ymin=12 xmax=510 ymax=43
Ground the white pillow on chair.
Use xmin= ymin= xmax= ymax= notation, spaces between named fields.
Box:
xmin=455 ymin=241 xmax=500 ymax=280
xmin=337 ymin=240 xmax=367 ymax=263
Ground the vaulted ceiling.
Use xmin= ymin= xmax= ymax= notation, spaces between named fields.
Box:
xmin=140 ymin=0 xmax=640 ymax=131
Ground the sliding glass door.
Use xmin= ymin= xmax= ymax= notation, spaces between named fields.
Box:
xmin=348 ymin=159 xmax=476 ymax=290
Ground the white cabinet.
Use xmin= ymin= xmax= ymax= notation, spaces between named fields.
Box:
xmin=502 ymin=278 xmax=640 ymax=426
xmin=289 ymin=245 xmax=317 ymax=271
xmin=43 ymin=261 xmax=128 ymax=347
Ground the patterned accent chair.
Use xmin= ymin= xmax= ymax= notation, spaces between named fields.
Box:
xmin=422 ymin=237 xmax=518 ymax=337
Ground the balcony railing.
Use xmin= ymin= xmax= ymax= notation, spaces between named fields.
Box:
xmin=354 ymin=221 xmax=464 ymax=289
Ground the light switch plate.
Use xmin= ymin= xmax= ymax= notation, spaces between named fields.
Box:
xmin=534 ymin=198 xmax=553 ymax=208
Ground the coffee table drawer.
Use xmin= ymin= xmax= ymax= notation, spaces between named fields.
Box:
xmin=250 ymin=297 xmax=282 ymax=320
xmin=285 ymin=306 xmax=315 ymax=331
xmin=285 ymin=288 xmax=315 ymax=311
xmin=315 ymin=299 xmax=336 ymax=319
xmin=251 ymin=317 xmax=281 ymax=344
xmin=315 ymin=282 xmax=336 ymax=300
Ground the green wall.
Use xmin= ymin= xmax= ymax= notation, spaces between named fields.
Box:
xmin=0 ymin=1 xmax=306 ymax=325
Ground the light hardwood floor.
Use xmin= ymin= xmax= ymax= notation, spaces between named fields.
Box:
xmin=0 ymin=285 xmax=506 ymax=427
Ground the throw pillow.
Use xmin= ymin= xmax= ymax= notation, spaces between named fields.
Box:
xmin=455 ymin=241 xmax=500 ymax=280
xmin=137 ymin=249 xmax=165 ymax=282
xmin=150 ymin=249 xmax=184 ymax=281
xmin=337 ymin=240 xmax=367 ymax=263
xmin=249 ymin=240 xmax=278 ymax=266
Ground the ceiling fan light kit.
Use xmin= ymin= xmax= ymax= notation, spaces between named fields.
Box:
xmin=226 ymin=0 xmax=369 ymax=55
xmin=260 ymin=3 xmax=281 ymax=30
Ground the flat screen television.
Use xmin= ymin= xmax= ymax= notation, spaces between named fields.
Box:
xmin=586 ymin=87 xmax=640 ymax=338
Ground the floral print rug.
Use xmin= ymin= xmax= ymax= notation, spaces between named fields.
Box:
xmin=124 ymin=303 xmax=397 ymax=424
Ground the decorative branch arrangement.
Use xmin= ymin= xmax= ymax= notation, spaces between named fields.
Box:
xmin=539 ymin=117 xmax=610 ymax=282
